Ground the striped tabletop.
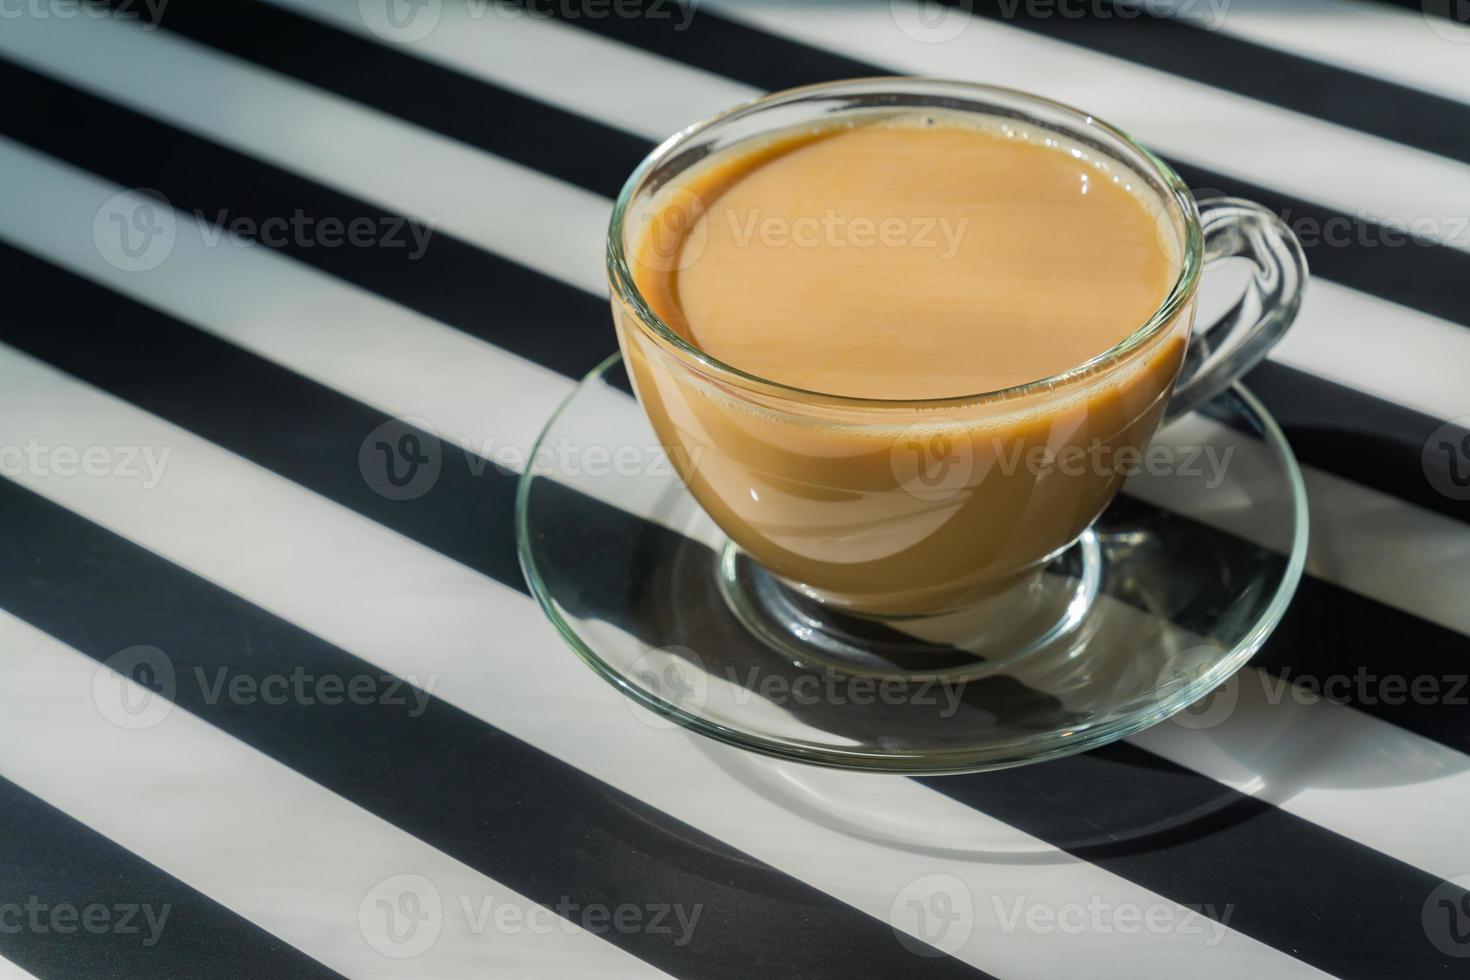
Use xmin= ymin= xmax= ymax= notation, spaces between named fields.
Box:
xmin=1 ymin=1 xmax=1468 ymax=977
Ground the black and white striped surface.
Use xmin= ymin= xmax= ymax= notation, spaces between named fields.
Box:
xmin=1 ymin=1 xmax=1468 ymax=977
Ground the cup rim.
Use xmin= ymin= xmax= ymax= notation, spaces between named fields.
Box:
xmin=607 ymin=77 xmax=1204 ymax=410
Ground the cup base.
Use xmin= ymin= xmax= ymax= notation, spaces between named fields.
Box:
xmin=714 ymin=532 xmax=1101 ymax=682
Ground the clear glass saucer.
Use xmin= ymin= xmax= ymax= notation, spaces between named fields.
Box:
xmin=517 ymin=355 xmax=1308 ymax=774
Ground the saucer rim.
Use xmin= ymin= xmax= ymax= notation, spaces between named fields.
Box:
xmin=516 ymin=353 xmax=1309 ymax=775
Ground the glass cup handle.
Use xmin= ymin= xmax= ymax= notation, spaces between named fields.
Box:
xmin=1164 ymin=197 xmax=1308 ymax=422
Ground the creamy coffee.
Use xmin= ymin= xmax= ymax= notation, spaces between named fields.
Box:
xmin=636 ymin=118 xmax=1177 ymax=400
xmin=616 ymin=113 xmax=1190 ymax=615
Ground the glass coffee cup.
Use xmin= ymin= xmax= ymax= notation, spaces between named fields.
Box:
xmin=609 ymin=79 xmax=1306 ymax=619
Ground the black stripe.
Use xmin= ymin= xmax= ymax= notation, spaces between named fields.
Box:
xmin=1247 ymin=360 xmax=1470 ymax=520
xmin=924 ymin=739 xmax=1470 ymax=979
xmin=0 ymin=484 xmax=987 ymax=979
xmin=15 ymin=22 xmax=1466 ymax=529
xmin=5 ymin=233 xmax=1470 ymax=977
xmin=0 ymin=775 xmax=339 ymax=979
xmin=516 ymin=0 xmax=1470 ymax=335
xmin=931 ymin=0 xmax=1470 ymax=165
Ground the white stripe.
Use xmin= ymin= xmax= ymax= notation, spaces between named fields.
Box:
xmin=703 ymin=0 xmax=1470 ymax=250
xmin=0 ymin=347 xmax=1319 ymax=979
xmin=0 ymin=610 xmax=665 ymax=979
xmin=1153 ymin=0 xmax=1470 ymax=108
xmin=4 ymin=7 xmax=1469 ymax=428
xmin=0 ymin=958 xmax=39 ymax=980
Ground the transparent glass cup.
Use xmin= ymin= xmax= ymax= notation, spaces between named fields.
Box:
xmin=608 ymin=79 xmax=1306 ymax=619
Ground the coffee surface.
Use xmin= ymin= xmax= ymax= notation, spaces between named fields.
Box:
xmin=634 ymin=117 xmax=1178 ymax=400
